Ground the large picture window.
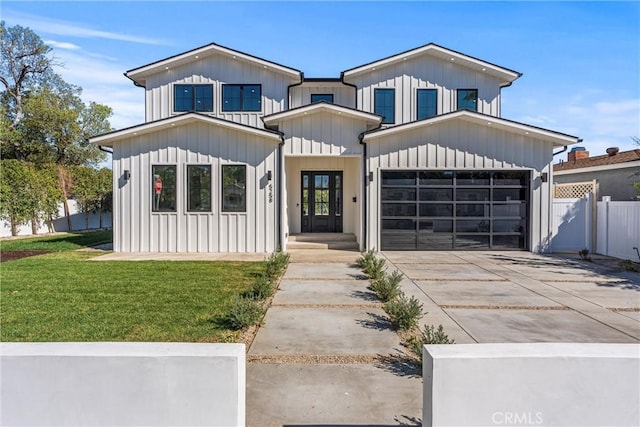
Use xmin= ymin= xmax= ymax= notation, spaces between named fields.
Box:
xmin=222 ymin=84 xmax=261 ymax=112
xmin=152 ymin=165 xmax=177 ymax=212
xmin=374 ymin=88 xmax=395 ymax=124
xmin=174 ymin=84 xmax=213 ymax=112
xmin=187 ymin=165 xmax=212 ymax=212
xmin=457 ymin=89 xmax=478 ymax=111
xmin=417 ymin=89 xmax=437 ymax=120
xmin=222 ymin=165 xmax=246 ymax=212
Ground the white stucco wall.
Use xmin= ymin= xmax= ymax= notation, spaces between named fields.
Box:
xmin=423 ymin=343 xmax=640 ymax=427
xmin=1 ymin=342 xmax=245 ymax=427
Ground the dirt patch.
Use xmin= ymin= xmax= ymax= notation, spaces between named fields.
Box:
xmin=0 ymin=250 xmax=52 ymax=263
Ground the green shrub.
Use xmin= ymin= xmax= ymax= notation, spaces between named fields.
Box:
xmin=384 ymin=292 xmax=424 ymax=331
xmin=266 ymin=251 xmax=290 ymax=280
xmin=246 ymin=275 xmax=274 ymax=300
xmin=619 ymin=259 xmax=639 ymax=272
xmin=578 ymin=248 xmax=592 ymax=262
xmin=370 ymin=269 xmax=403 ymax=302
xmin=407 ymin=324 xmax=455 ymax=365
xmin=356 ymin=250 xmax=377 ymax=270
xmin=364 ymin=257 xmax=387 ymax=280
xmin=225 ymin=294 xmax=263 ymax=330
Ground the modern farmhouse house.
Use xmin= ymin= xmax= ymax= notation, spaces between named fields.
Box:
xmin=90 ymin=42 xmax=580 ymax=253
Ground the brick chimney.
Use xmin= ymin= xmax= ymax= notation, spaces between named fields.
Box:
xmin=568 ymin=147 xmax=589 ymax=162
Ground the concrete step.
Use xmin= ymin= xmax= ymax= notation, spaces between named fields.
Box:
xmin=289 ymin=233 xmax=356 ymax=243
xmin=286 ymin=240 xmax=359 ymax=250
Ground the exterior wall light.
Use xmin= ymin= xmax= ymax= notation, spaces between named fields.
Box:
xmin=124 ymin=170 xmax=131 ymax=181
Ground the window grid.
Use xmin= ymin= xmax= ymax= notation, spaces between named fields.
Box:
xmin=222 ymin=84 xmax=261 ymax=112
xmin=380 ymin=171 xmax=529 ymax=250
xmin=417 ymin=89 xmax=437 ymax=120
xmin=173 ymin=84 xmax=213 ymax=112
xmin=374 ymin=88 xmax=395 ymax=124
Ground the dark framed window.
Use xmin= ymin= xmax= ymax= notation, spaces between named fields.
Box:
xmin=222 ymin=165 xmax=246 ymax=212
xmin=173 ymin=84 xmax=213 ymax=112
xmin=457 ymin=89 xmax=478 ymax=111
xmin=374 ymin=88 xmax=395 ymax=124
xmin=187 ymin=165 xmax=212 ymax=212
xmin=311 ymin=94 xmax=334 ymax=104
xmin=222 ymin=84 xmax=261 ymax=112
xmin=152 ymin=165 xmax=177 ymax=212
xmin=417 ymin=89 xmax=437 ymax=120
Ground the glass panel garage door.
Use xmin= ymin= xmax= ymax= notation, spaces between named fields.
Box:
xmin=380 ymin=170 xmax=529 ymax=250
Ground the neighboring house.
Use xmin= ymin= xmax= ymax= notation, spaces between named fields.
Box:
xmin=553 ymin=147 xmax=640 ymax=201
xmin=89 ymin=42 xmax=580 ymax=253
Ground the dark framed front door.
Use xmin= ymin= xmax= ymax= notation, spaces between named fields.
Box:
xmin=301 ymin=171 xmax=343 ymax=233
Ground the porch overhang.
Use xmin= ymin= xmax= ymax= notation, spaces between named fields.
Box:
xmin=262 ymin=101 xmax=383 ymax=128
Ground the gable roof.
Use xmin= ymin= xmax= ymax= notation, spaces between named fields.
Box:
xmin=342 ymin=43 xmax=521 ymax=87
xmin=262 ymin=101 xmax=383 ymax=127
xmin=554 ymin=149 xmax=640 ymax=172
xmin=361 ymin=110 xmax=580 ymax=147
xmin=89 ymin=113 xmax=283 ymax=146
xmin=126 ymin=42 xmax=302 ymax=87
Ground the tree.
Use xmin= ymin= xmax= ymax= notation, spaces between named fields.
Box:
xmin=0 ymin=22 xmax=54 ymax=133
xmin=0 ymin=160 xmax=62 ymax=235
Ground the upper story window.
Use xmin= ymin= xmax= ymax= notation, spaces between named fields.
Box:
xmin=457 ymin=89 xmax=478 ymax=111
xmin=311 ymin=94 xmax=334 ymax=104
xmin=222 ymin=84 xmax=261 ymax=112
xmin=374 ymin=88 xmax=395 ymax=124
xmin=417 ymin=89 xmax=437 ymax=120
xmin=187 ymin=165 xmax=212 ymax=212
xmin=174 ymin=84 xmax=213 ymax=112
xmin=152 ymin=165 xmax=177 ymax=212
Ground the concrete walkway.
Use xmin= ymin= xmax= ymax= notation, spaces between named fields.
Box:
xmin=247 ymin=256 xmax=423 ymax=426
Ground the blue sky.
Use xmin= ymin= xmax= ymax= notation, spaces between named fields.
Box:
xmin=3 ymin=1 xmax=639 ymax=160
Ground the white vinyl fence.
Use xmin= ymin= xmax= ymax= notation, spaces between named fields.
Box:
xmin=597 ymin=198 xmax=640 ymax=261
xmin=550 ymin=194 xmax=593 ymax=252
xmin=552 ymin=195 xmax=640 ymax=261
xmin=0 ymin=199 xmax=112 ymax=237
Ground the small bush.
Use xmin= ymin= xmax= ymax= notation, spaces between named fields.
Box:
xmin=246 ymin=275 xmax=274 ymax=300
xmin=356 ymin=250 xmax=377 ymax=270
xmin=364 ymin=257 xmax=387 ymax=280
xmin=407 ymin=324 xmax=455 ymax=364
xmin=619 ymin=259 xmax=639 ymax=272
xmin=266 ymin=251 xmax=290 ymax=280
xmin=578 ymin=248 xmax=592 ymax=262
xmin=384 ymin=292 xmax=424 ymax=331
xmin=370 ymin=269 xmax=403 ymax=302
xmin=225 ymin=294 xmax=263 ymax=330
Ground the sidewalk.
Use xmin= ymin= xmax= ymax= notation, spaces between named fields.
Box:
xmin=246 ymin=260 xmax=423 ymax=426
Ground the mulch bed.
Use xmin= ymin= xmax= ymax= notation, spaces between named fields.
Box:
xmin=0 ymin=251 xmax=52 ymax=263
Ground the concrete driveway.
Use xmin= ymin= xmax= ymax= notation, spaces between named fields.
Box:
xmin=246 ymin=250 xmax=639 ymax=426
xmin=383 ymin=251 xmax=640 ymax=344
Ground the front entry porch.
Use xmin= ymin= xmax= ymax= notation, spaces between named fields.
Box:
xmin=283 ymin=156 xmax=362 ymax=251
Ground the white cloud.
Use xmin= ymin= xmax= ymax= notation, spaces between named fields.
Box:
xmin=4 ymin=10 xmax=169 ymax=45
xmin=44 ymin=40 xmax=81 ymax=50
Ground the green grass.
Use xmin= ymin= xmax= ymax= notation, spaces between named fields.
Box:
xmin=1 ymin=251 xmax=266 ymax=342
xmin=1 ymin=230 xmax=112 ymax=251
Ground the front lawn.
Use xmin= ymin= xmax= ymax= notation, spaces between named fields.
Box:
xmin=1 ymin=246 xmax=266 ymax=342
xmin=1 ymin=230 xmax=112 ymax=251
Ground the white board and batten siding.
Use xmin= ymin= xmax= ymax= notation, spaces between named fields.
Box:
xmin=345 ymin=55 xmax=504 ymax=124
xmin=289 ymin=83 xmax=356 ymax=109
xmin=112 ymin=122 xmax=278 ymax=253
xmin=144 ymin=55 xmax=298 ymax=128
xmin=365 ymin=119 xmax=554 ymax=252
xmin=279 ymin=113 xmax=370 ymax=156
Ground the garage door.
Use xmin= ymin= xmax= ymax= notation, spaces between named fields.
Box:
xmin=380 ymin=170 xmax=529 ymax=250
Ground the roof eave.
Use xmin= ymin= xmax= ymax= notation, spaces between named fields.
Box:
xmin=125 ymin=42 xmax=302 ymax=84
xmin=262 ymin=102 xmax=383 ymax=126
xmin=89 ymin=113 xmax=282 ymax=146
xmin=362 ymin=111 xmax=579 ymax=147
xmin=342 ymin=43 xmax=521 ymax=83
